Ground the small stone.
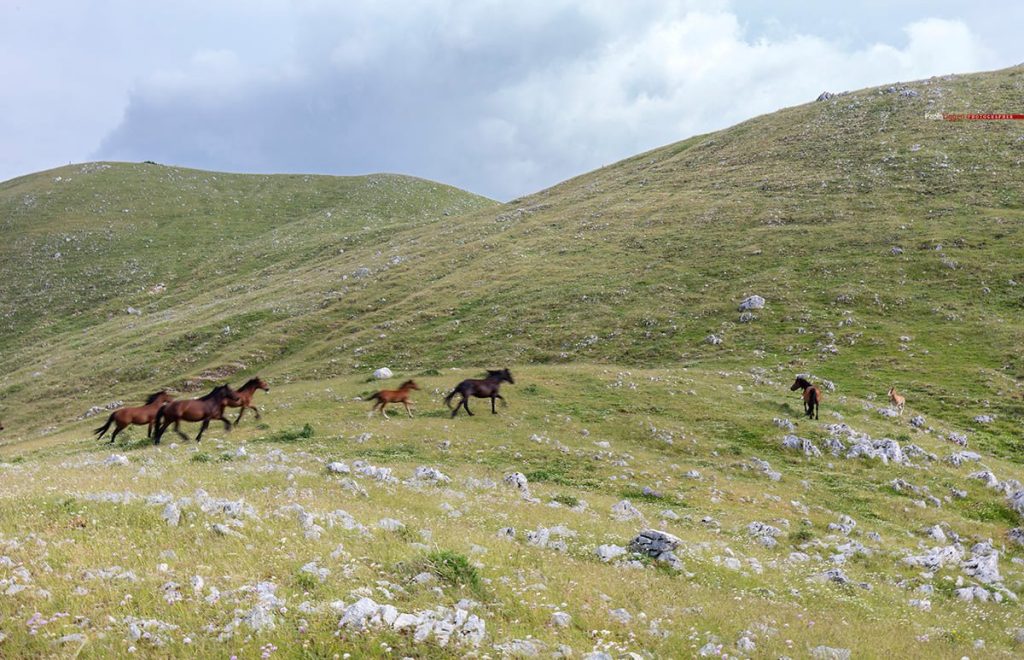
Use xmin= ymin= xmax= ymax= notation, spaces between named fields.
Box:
xmin=609 ymin=608 xmax=632 ymax=624
xmin=611 ymin=499 xmax=643 ymax=521
xmin=595 ymin=544 xmax=627 ymax=562
xmin=811 ymin=646 xmax=852 ymax=660
xmin=551 ymin=611 xmax=572 ymax=628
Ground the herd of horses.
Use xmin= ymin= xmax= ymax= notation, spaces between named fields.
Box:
xmin=87 ymin=369 xmax=903 ymax=444
xmin=92 ymin=369 xmax=518 ymax=443
xmin=95 ymin=378 xmax=269 ymax=444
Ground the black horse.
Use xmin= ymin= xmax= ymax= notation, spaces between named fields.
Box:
xmin=444 ymin=369 xmax=515 ymax=417
xmin=790 ymin=376 xmax=821 ymax=420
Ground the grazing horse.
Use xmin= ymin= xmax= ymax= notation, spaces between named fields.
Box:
xmin=94 ymin=391 xmax=174 ymax=443
xmin=228 ymin=377 xmax=270 ymax=426
xmin=367 ymin=380 xmax=420 ymax=418
xmin=153 ymin=384 xmax=241 ymax=444
xmin=790 ymin=376 xmax=821 ymax=420
xmin=444 ymin=369 xmax=515 ymax=417
xmin=888 ymin=387 xmax=906 ymax=414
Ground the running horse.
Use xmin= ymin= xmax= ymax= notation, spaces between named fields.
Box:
xmin=790 ymin=376 xmax=821 ymax=420
xmin=94 ymin=391 xmax=175 ymax=443
xmin=444 ymin=369 xmax=515 ymax=417
xmin=366 ymin=380 xmax=420 ymax=418
xmin=228 ymin=377 xmax=270 ymax=426
xmin=153 ymin=384 xmax=241 ymax=443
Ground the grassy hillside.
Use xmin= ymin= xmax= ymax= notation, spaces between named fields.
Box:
xmin=1 ymin=65 xmax=1024 ymax=657
xmin=0 ymin=164 xmax=498 ymax=436
xmin=3 ymin=67 xmax=1024 ymax=448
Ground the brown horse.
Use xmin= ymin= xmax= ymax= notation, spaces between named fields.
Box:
xmin=444 ymin=369 xmax=515 ymax=417
xmin=94 ymin=391 xmax=175 ymax=443
xmin=790 ymin=376 xmax=821 ymax=420
xmin=228 ymin=377 xmax=270 ymax=426
xmin=367 ymin=380 xmax=420 ymax=418
xmin=153 ymin=384 xmax=241 ymax=444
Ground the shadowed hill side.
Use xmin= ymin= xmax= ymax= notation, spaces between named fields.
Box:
xmin=0 ymin=163 xmax=498 ymax=437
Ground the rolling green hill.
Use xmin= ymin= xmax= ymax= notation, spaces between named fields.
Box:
xmin=1 ymin=66 xmax=1023 ymax=658
xmin=3 ymin=66 xmax=1023 ymax=449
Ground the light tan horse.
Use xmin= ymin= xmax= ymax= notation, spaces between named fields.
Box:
xmin=227 ymin=377 xmax=270 ymax=426
xmin=94 ymin=391 xmax=175 ymax=443
xmin=888 ymin=387 xmax=906 ymax=414
xmin=367 ymin=380 xmax=420 ymax=418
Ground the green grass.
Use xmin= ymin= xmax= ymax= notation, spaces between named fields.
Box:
xmin=251 ymin=422 xmax=315 ymax=443
xmin=1 ymin=65 xmax=1023 ymax=657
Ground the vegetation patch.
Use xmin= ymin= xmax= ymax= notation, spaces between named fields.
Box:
xmin=252 ymin=423 xmax=315 ymax=443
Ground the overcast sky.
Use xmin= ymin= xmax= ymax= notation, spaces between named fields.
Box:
xmin=2 ymin=1 xmax=1020 ymax=200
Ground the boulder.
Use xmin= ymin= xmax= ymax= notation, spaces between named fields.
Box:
xmin=629 ymin=529 xmax=681 ymax=557
xmin=737 ymin=295 xmax=765 ymax=311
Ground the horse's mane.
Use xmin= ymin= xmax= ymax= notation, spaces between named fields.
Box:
xmin=200 ymin=385 xmax=230 ymax=400
xmin=241 ymin=377 xmax=261 ymax=389
xmin=144 ymin=390 xmax=167 ymax=405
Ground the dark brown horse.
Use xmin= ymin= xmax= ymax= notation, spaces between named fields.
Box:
xmin=444 ymin=369 xmax=515 ymax=417
xmin=790 ymin=376 xmax=821 ymax=420
xmin=367 ymin=379 xmax=420 ymax=418
xmin=153 ymin=384 xmax=241 ymax=443
xmin=94 ymin=391 xmax=175 ymax=443
xmin=228 ymin=377 xmax=270 ymax=426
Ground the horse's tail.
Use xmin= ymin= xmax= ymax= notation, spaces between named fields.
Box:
xmin=94 ymin=413 xmax=115 ymax=438
xmin=367 ymin=392 xmax=381 ymax=403
xmin=443 ymin=389 xmax=457 ymax=409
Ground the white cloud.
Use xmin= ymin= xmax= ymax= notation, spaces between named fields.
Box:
xmin=0 ymin=2 xmax=1010 ymax=198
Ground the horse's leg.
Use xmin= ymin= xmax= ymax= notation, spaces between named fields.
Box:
xmin=463 ymin=397 xmax=474 ymax=416
xmin=496 ymin=394 xmax=507 ymax=407
xmin=110 ymin=423 xmax=125 ymax=444
xmin=221 ymin=415 xmax=232 ymax=431
xmin=491 ymin=396 xmax=497 ymax=414
xmin=173 ymin=420 xmax=190 ymax=441
xmin=381 ymin=403 xmax=389 ymax=419
xmin=404 ymin=401 xmax=413 ymax=418
xmin=154 ymin=420 xmax=169 ymax=444
xmin=196 ymin=419 xmax=210 ymax=442
xmin=252 ymin=406 xmax=261 ymax=419
xmin=235 ymin=408 xmax=245 ymax=426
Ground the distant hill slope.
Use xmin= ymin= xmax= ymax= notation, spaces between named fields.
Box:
xmin=2 ymin=66 xmax=1024 ymax=449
